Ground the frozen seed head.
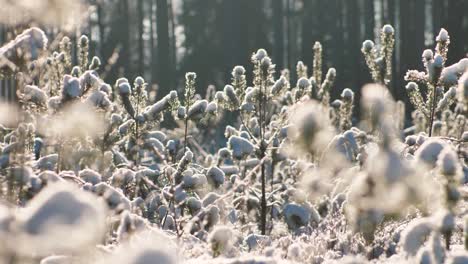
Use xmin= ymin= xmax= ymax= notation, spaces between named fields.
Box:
xmin=436 ymin=28 xmax=449 ymax=42
xmin=118 ymin=82 xmax=131 ymax=95
xmin=185 ymin=72 xmax=196 ymax=81
xmin=89 ymin=56 xmax=101 ymax=70
xmin=261 ymin=56 xmax=272 ymax=71
xmin=271 ymin=76 xmax=288 ymax=95
xmin=422 ymin=49 xmax=434 ymax=61
xmin=341 ymin=88 xmax=354 ymax=102
xmin=232 ymin=65 xmax=245 ymax=78
xmin=297 ymin=77 xmax=310 ymax=90
xmin=134 ymin=76 xmax=145 ymax=87
xmin=382 ymin=24 xmax=394 ymax=35
xmin=406 ymin=82 xmax=418 ymax=92
xmin=362 ymin=40 xmax=375 ymax=52
xmin=326 ymin=68 xmax=336 ymax=79
xmin=79 ymin=35 xmax=89 ymax=47
xmin=252 ymin=48 xmax=268 ymax=62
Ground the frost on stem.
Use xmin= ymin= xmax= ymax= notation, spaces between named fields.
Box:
xmin=435 ymin=28 xmax=450 ymax=64
xmin=223 ymin=85 xmax=240 ymax=111
xmin=187 ymin=99 xmax=208 ymax=120
xmin=296 ymin=61 xmax=308 ymax=79
xmin=319 ymin=68 xmax=336 ymax=105
xmin=78 ymin=35 xmax=89 ymax=73
xmin=406 ymin=82 xmax=429 ymax=117
xmin=0 ymin=27 xmax=48 ymax=75
xmin=270 ymin=76 xmax=288 ymax=97
xmin=232 ymin=65 xmax=247 ymax=102
xmin=89 ymin=56 xmax=101 ymax=71
xmin=339 ymin=88 xmax=354 ymax=131
xmin=313 ymin=41 xmax=323 ymax=85
xmin=143 ymin=91 xmax=179 ymax=122
xmin=184 ymin=72 xmax=197 ymax=108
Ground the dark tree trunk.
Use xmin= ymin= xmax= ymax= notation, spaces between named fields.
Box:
xmin=137 ymin=0 xmax=145 ymax=76
xmin=273 ymin=0 xmax=284 ymax=71
xmin=155 ymin=0 xmax=171 ymax=96
xmin=446 ymin=0 xmax=466 ymax=64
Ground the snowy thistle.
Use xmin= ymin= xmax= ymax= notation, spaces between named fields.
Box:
xmin=313 ymin=41 xmax=323 ymax=85
xmin=319 ymin=68 xmax=336 ymax=106
xmin=59 ymin=36 xmax=72 ymax=70
xmin=232 ymin=65 xmax=247 ymax=102
xmin=296 ymin=61 xmax=308 ymax=79
xmin=361 ymin=24 xmax=395 ymax=85
xmin=89 ymin=56 xmax=101 ymax=71
xmin=78 ymin=35 xmax=89 ymax=73
xmin=339 ymin=88 xmax=354 ymax=131
xmin=435 ymin=28 xmax=450 ymax=64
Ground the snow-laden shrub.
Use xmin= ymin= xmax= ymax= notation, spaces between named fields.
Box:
xmin=14 ymin=183 xmax=107 ymax=255
xmin=228 ymin=135 xmax=254 ymax=160
xmin=415 ymin=139 xmax=446 ymax=167
xmin=400 ymin=218 xmax=433 ymax=256
xmin=97 ymin=230 xmax=178 ymax=264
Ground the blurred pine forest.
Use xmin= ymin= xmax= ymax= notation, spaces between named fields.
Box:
xmin=1 ymin=0 xmax=467 ymax=106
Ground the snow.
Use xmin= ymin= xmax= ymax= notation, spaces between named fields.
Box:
xmin=228 ymin=135 xmax=255 ymax=160
xmin=297 ymin=77 xmax=310 ymax=90
xmin=437 ymin=146 xmax=461 ymax=177
xmin=206 ymin=166 xmax=225 ymax=188
xmin=440 ymin=58 xmax=468 ymax=87
xmin=400 ymin=218 xmax=433 ymax=255
xmin=415 ymin=139 xmax=446 ymax=167
xmin=15 ymin=183 xmax=107 ymax=255
xmin=436 ymin=28 xmax=449 ymax=42
xmin=79 ymin=169 xmax=102 ymax=185
xmin=187 ymin=99 xmax=208 ymax=119
xmin=382 ymin=24 xmax=394 ymax=35
xmin=283 ymin=203 xmax=311 ymax=230
xmin=209 ymin=225 xmax=234 ymax=256
xmin=62 ymin=75 xmax=81 ymax=99
xmin=362 ymin=40 xmax=374 ymax=52
xmin=23 ymin=85 xmax=47 ymax=106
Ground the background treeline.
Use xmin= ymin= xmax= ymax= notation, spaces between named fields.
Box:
xmin=1 ymin=0 xmax=467 ymax=107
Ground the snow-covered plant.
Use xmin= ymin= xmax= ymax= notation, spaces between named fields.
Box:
xmin=405 ymin=29 xmax=467 ymax=137
xmin=361 ymin=24 xmax=395 ymax=85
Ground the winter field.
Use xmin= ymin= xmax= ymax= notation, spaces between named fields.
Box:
xmin=0 ymin=2 xmax=468 ymax=264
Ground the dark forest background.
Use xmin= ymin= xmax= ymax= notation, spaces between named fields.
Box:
xmin=1 ymin=0 xmax=467 ymax=108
